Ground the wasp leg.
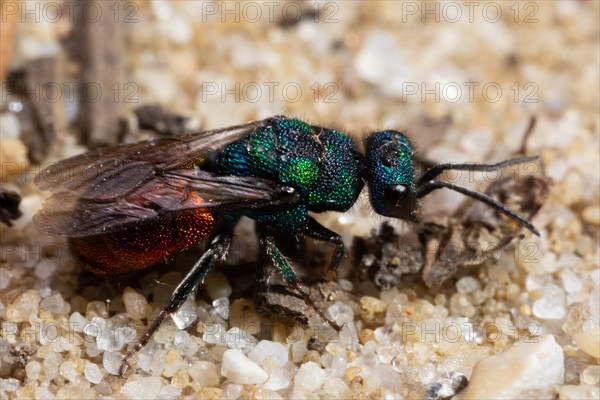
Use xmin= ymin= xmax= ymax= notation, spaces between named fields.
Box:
xmin=119 ymin=233 xmax=232 ymax=377
xmin=303 ymin=217 xmax=344 ymax=280
xmin=261 ymin=235 xmax=341 ymax=332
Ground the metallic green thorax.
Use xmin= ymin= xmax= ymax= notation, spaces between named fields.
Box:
xmin=217 ymin=116 xmax=364 ymax=233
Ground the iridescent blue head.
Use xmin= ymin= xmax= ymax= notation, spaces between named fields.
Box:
xmin=365 ymin=130 xmax=417 ymax=221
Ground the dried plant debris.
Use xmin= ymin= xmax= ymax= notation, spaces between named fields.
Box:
xmin=134 ymin=104 xmax=191 ymax=136
xmin=416 ymin=116 xmax=548 ymax=288
xmin=276 ymin=1 xmax=319 ymax=28
xmin=354 ymin=223 xmax=423 ymax=290
xmin=355 ymin=173 xmax=550 ymax=291
xmin=425 ymin=372 xmax=469 ymax=400
xmin=0 ymin=187 xmax=22 ymax=226
xmin=420 ymin=173 xmax=550 ymax=289
xmin=70 ymin=1 xmax=125 ymax=146
xmin=4 ymin=58 xmax=67 ymax=163
xmin=255 ymin=260 xmax=348 ymax=327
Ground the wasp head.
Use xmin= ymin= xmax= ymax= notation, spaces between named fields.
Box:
xmin=365 ymin=131 xmax=417 ymax=221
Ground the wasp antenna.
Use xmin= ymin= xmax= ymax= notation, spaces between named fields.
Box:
xmin=417 ymin=156 xmax=539 ymax=186
xmin=417 ymin=180 xmax=540 ymax=236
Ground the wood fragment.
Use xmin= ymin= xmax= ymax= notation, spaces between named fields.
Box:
xmin=71 ymin=0 xmax=126 ymax=146
xmin=134 ymin=104 xmax=190 ymax=136
xmin=24 ymin=57 xmax=68 ymax=161
xmin=5 ymin=57 xmax=67 ymax=163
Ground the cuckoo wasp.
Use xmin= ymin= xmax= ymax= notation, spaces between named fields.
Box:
xmin=34 ymin=115 xmax=539 ymax=374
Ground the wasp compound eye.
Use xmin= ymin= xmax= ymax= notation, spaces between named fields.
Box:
xmin=384 ymin=184 xmax=417 ymax=220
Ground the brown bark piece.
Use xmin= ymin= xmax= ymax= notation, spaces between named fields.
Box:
xmin=72 ymin=0 xmax=125 ymax=146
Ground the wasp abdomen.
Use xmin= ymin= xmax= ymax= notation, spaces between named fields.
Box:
xmin=70 ymin=212 xmax=215 ymax=275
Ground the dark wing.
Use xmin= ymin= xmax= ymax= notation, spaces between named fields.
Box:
xmin=34 ymin=169 xmax=299 ymax=237
xmin=35 ymin=118 xmax=277 ymax=200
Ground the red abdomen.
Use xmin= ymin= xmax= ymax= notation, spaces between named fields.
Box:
xmin=70 ymin=212 xmax=215 ymax=275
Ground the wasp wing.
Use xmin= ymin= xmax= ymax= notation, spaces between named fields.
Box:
xmin=34 ymin=169 xmax=299 ymax=237
xmin=35 ymin=118 xmax=278 ymax=200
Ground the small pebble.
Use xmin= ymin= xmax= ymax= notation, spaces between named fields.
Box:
xmin=221 ymin=349 xmax=268 ymax=384
xmin=195 ymin=387 xmax=222 ymax=400
xmin=86 ymin=301 xmax=109 ymax=319
xmin=293 ymin=361 xmax=326 ymax=393
xmin=188 ymin=361 xmax=219 ymax=386
xmin=572 ymin=326 xmax=600 ymax=359
xmin=225 ymin=327 xmax=257 ymax=352
xmin=102 ymin=351 xmax=123 ymax=376
xmin=6 ymin=290 xmax=41 ymax=322
xmin=560 ymin=269 xmax=583 ymax=293
xmin=581 ymin=365 xmax=600 ymax=386
xmin=248 ymin=340 xmax=289 ymax=367
xmin=339 ymin=279 xmax=353 ymax=291
xmin=173 ymin=331 xmax=198 ymax=354
xmin=1 ymin=378 xmax=19 ymax=393
xmin=450 ymin=293 xmax=476 ymax=317
xmin=212 ymin=297 xmax=230 ymax=320
xmin=25 ymin=361 xmax=42 ymax=380
xmin=96 ymin=326 xmax=134 ymax=352
xmin=359 ymin=328 xmax=375 ymax=344
xmin=559 ymin=384 xmax=600 ymax=400
xmin=154 ymin=322 xmax=178 ymax=344
xmin=359 ymin=296 xmax=387 ymax=323
xmin=122 ymin=287 xmax=152 ymax=320
xmin=0 ymin=113 xmax=20 ymax=139
xmin=159 ymin=384 xmax=181 ymax=399
xmin=582 ymin=206 xmax=600 ymax=225
xmin=226 ymin=383 xmax=243 ymax=399
xmin=228 ymin=299 xmax=262 ymax=335
xmin=263 ymin=362 xmax=295 ymax=391
xmin=291 ymin=339 xmax=308 ymax=363
xmin=69 ymin=312 xmax=89 ymax=333
xmin=0 ymin=269 xmax=12 ymax=290
xmin=328 ymin=301 xmax=355 ymax=325
xmin=120 ymin=376 xmax=163 ymax=400
xmin=460 ymin=334 xmax=563 ymax=399
xmin=456 ymin=276 xmax=481 ymax=294
xmin=84 ymin=363 xmax=103 ymax=384
xmin=323 ymin=376 xmax=351 ymax=398
xmin=34 ymin=259 xmax=57 ymax=280
xmin=34 ymin=386 xmax=54 ymax=399
xmin=40 ymin=293 xmax=68 ymax=315
xmin=202 ymin=323 xmax=226 ymax=345
xmin=171 ymin=295 xmax=198 ymax=330
xmin=59 ymin=361 xmax=78 ymax=382
xmin=532 ymin=283 xmax=566 ymax=320
xmin=562 ymin=303 xmax=589 ymax=336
